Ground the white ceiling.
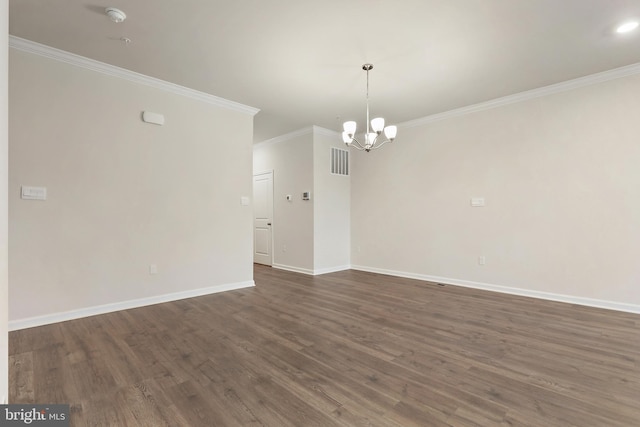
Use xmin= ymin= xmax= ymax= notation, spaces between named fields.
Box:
xmin=8 ymin=0 xmax=640 ymax=142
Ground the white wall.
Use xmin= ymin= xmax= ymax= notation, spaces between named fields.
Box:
xmin=9 ymin=47 xmax=256 ymax=326
xmin=253 ymin=127 xmax=351 ymax=275
xmin=313 ymin=129 xmax=350 ymax=273
xmin=352 ymin=73 xmax=640 ymax=311
xmin=253 ymin=131 xmax=314 ymax=272
xmin=1 ymin=0 xmax=9 ymax=402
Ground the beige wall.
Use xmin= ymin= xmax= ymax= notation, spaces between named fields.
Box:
xmin=313 ymin=129 xmax=350 ymax=272
xmin=352 ymin=73 xmax=640 ymax=310
xmin=1 ymin=0 xmax=9 ymax=402
xmin=253 ymin=127 xmax=351 ymax=274
xmin=9 ymin=48 xmax=255 ymax=325
xmin=253 ymin=131 xmax=315 ymax=272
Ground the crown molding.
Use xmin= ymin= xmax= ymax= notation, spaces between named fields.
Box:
xmin=254 ymin=125 xmax=340 ymax=148
xmin=254 ymin=126 xmax=314 ymax=147
xmin=401 ymin=61 xmax=640 ymax=129
xmin=313 ymin=125 xmax=340 ymax=138
xmin=9 ymin=36 xmax=260 ymax=116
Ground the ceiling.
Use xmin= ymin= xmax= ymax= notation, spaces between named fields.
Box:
xmin=8 ymin=0 xmax=640 ymax=142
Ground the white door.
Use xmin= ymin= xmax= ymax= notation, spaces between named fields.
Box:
xmin=253 ymin=171 xmax=273 ymax=265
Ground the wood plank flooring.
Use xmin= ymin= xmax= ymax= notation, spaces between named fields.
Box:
xmin=9 ymin=265 xmax=640 ymax=426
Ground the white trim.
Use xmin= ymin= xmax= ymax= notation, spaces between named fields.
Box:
xmin=401 ymin=62 xmax=640 ymax=129
xmin=313 ymin=126 xmax=340 ymax=138
xmin=254 ymin=127 xmax=314 ymax=147
xmin=314 ymin=265 xmax=351 ymax=275
xmin=8 ymin=36 xmax=259 ymax=116
xmin=255 ymin=126 xmax=340 ymax=148
xmin=9 ymin=280 xmax=255 ymax=331
xmin=272 ymin=263 xmax=315 ymax=275
xmin=350 ymin=265 xmax=640 ymax=314
xmin=273 ymin=263 xmax=350 ymax=276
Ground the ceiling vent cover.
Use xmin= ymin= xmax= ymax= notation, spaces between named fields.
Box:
xmin=330 ymin=147 xmax=349 ymax=176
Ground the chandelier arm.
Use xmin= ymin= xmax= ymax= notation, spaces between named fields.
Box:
xmin=349 ymin=136 xmax=366 ymax=151
xmin=368 ymin=139 xmax=391 ymax=150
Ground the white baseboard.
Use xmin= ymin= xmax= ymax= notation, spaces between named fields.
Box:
xmin=313 ymin=265 xmax=351 ymax=275
xmin=272 ymin=263 xmax=350 ymax=276
xmin=350 ymin=265 xmax=640 ymax=314
xmin=9 ymin=280 xmax=255 ymax=331
xmin=272 ymin=263 xmax=315 ymax=275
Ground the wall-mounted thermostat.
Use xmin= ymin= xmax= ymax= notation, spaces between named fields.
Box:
xmin=302 ymin=192 xmax=311 ymax=201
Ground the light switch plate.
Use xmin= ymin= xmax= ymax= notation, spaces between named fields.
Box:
xmin=470 ymin=197 xmax=485 ymax=207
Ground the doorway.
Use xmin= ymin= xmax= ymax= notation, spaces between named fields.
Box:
xmin=253 ymin=171 xmax=273 ymax=265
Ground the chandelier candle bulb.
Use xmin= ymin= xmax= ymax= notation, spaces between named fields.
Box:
xmin=384 ymin=125 xmax=397 ymax=140
xmin=366 ymin=132 xmax=377 ymax=146
xmin=371 ymin=117 xmax=385 ymax=132
xmin=343 ymin=121 xmax=357 ymax=135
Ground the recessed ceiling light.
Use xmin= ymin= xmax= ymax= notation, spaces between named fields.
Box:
xmin=616 ymin=21 xmax=639 ymax=34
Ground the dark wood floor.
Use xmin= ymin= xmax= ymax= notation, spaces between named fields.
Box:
xmin=9 ymin=265 xmax=640 ymax=426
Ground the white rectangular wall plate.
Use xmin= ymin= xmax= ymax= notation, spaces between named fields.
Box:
xmin=142 ymin=111 xmax=165 ymax=125
xmin=21 ymin=186 xmax=47 ymax=200
xmin=471 ymin=197 xmax=485 ymax=207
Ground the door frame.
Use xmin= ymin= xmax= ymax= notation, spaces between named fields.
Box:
xmin=253 ymin=170 xmax=274 ymax=266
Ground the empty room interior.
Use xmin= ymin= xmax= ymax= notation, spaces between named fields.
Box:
xmin=2 ymin=1 xmax=640 ymax=426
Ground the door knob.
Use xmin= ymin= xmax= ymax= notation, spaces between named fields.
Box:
xmin=267 ymin=223 xmax=272 ymax=226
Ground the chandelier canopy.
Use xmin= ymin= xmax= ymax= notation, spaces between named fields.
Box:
xmin=342 ymin=64 xmax=397 ymax=152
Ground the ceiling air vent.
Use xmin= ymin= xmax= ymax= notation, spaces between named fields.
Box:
xmin=330 ymin=147 xmax=349 ymax=176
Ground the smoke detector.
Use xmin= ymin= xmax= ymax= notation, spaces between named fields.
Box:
xmin=105 ymin=7 xmax=126 ymax=23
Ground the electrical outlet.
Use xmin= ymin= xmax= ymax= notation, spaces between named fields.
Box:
xmin=149 ymin=264 xmax=158 ymax=274
xmin=282 ymin=244 xmax=287 ymax=252
xmin=478 ymin=256 xmax=486 ymax=266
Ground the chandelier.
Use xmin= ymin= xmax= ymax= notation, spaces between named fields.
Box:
xmin=342 ymin=64 xmax=397 ymax=152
